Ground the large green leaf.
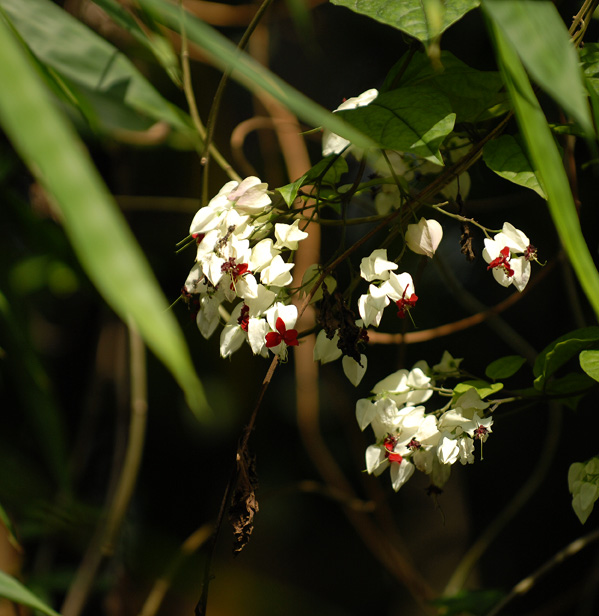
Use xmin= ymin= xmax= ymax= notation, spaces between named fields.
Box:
xmin=533 ymin=327 xmax=599 ymax=385
xmin=0 ymin=15 xmax=209 ymax=418
xmin=330 ymin=0 xmax=480 ymax=46
xmin=138 ymin=0 xmax=374 ymax=151
xmin=486 ymin=16 xmax=599 ymax=322
xmin=483 ymin=134 xmax=546 ymax=198
xmin=0 ymin=0 xmax=194 ymax=139
xmin=0 ymin=570 xmax=61 ymax=616
xmin=336 ymin=87 xmax=456 ymax=164
xmin=388 ymin=50 xmax=506 ymax=123
xmin=483 ymin=0 xmax=593 ymax=137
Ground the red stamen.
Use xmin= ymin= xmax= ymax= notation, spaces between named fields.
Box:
xmin=487 ymin=246 xmax=514 ymax=277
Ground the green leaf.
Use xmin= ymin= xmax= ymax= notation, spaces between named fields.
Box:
xmin=336 ymin=87 xmax=455 ymax=164
xmin=277 ymin=156 xmax=349 ymax=207
xmin=542 ymin=372 xmax=595 ymax=410
xmin=568 ymin=462 xmax=586 ymax=493
xmin=453 ymin=379 xmax=503 ymax=399
xmin=580 ymin=350 xmax=599 ymax=382
xmin=139 ymin=0 xmax=375 ymax=152
xmin=486 ymin=16 xmax=599 ymax=322
xmin=91 ymin=0 xmax=182 ymax=85
xmin=330 ymin=0 xmax=480 ymax=46
xmin=0 ymin=0 xmax=194 ymax=139
xmin=485 ymin=355 xmax=526 ymax=380
xmin=390 ymin=50 xmax=507 ymax=123
xmin=533 ymin=327 xmax=599 ymax=384
xmin=0 ymin=15 xmax=209 ymax=418
xmin=432 ymin=589 xmax=505 ymax=616
xmin=483 ymin=135 xmax=546 ymax=198
xmin=483 ymin=0 xmax=593 ymax=137
xmin=0 ymin=570 xmax=61 ymax=616
xmin=572 ymin=484 xmax=598 ymax=524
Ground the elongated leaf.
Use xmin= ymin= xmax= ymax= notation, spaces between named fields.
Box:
xmin=91 ymin=0 xmax=182 ymax=85
xmin=0 ymin=16 xmax=209 ymax=417
xmin=139 ymin=0 xmax=375 ymax=151
xmin=453 ymin=380 xmax=503 ymax=399
xmin=336 ymin=87 xmax=455 ymax=164
xmin=0 ymin=570 xmax=61 ymax=616
xmin=330 ymin=0 xmax=479 ymax=46
xmin=486 ymin=17 xmax=599 ymax=322
xmin=483 ymin=0 xmax=593 ymax=136
xmin=0 ymin=0 xmax=194 ymax=138
xmin=483 ymin=134 xmax=546 ymax=198
xmin=388 ymin=50 xmax=506 ymax=123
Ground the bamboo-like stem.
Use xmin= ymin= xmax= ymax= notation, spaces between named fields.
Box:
xmin=61 ymin=322 xmax=148 ymax=616
xmin=178 ymin=1 xmax=240 ymax=184
xmin=139 ymin=524 xmax=212 ymax=616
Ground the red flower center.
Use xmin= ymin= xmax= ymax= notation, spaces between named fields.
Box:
xmin=237 ymin=304 xmax=250 ymax=332
xmin=396 ymin=284 xmax=418 ymax=319
xmin=383 ymin=434 xmax=403 ymax=463
xmin=265 ymin=317 xmax=299 ymax=348
xmin=487 ymin=246 xmax=514 ymax=277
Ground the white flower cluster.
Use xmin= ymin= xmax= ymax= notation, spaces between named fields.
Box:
xmin=483 ymin=222 xmax=537 ymax=292
xmin=356 ymin=355 xmax=493 ymax=491
xmin=357 ymin=249 xmax=420 ymax=327
xmin=182 ymin=177 xmax=309 ymax=359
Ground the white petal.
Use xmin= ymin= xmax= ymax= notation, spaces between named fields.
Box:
xmin=355 ymin=398 xmax=377 ymax=431
xmin=313 ymin=329 xmax=343 ymax=365
xmin=247 ymin=317 xmax=270 ymax=357
xmin=390 ymin=459 xmax=415 ymax=491
xmin=365 ymin=445 xmax=386 ymax=474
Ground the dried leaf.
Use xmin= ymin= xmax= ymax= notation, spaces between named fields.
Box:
xmin=229 ymin=449 xmax=259 ymax=555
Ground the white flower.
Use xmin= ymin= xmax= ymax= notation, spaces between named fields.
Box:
xmin=371 ymin=363 xmax=433 ymax=407
xmin=219 ymin=303 xmax=247 ymax=358
xmin=196 ymin=293 xmax=223 ymax=339
xmin=357 ymin=284 xmax=390 ymax=327
xmin=405 ymin=218 xmax=443 ymax=258
xmin=379 ymin=271 xmax=416 ymax=303
xmin=273 ymin=220 xmax=309 ymax=251
xmin=360 ymin=249 xmax=398 ymax=282
xmin=322 ymin=88 xmax=379 ymax=156
xmin=483 ymin=222 xmax=537 ymax=292
xmin=247 ymin=317 xmax=270 ymax=357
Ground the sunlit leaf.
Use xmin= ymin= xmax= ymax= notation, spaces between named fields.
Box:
xmin=388 ymin=50 xmax=506 ymax=123
xmin=579 ymin=350 xmax=599 ymax=382
xmin=0 ymin=15 xmax=209 ymax=418
xmin=336 ymin=87 xmax=455 ymax=164
xmin=483 ymin=135 xmax=546 ymax=198
xmin=0 ymin=571 xmax=61 ymax=616
xmin=483 ymin=0 xmax=593 ymax=137
xmin=330 ymin=0 xmax=479 ymax=46
xmin=453 ymin=379 xmax=503 ymax=399
xmin=0 ymin=0 xmax=194 ymax=139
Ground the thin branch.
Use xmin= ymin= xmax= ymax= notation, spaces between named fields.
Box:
xmin=485 ymin=525 xmax=599 ymax=616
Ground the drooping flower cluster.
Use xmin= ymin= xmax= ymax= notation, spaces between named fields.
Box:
xmin=356 ymin=355 xmax=494 ymax=491
xmin=182 ymin=177 xmax=308 ymax=359
xmin=483 ymin=222 xmax=538 ymax=292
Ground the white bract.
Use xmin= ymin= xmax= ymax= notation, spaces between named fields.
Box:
xmin=405 ymin=218 xmax=443 ymax=258
xmin=360 ymin=249 xmax=398 ymax=282
xmin=322 ymin=88 xmax=379 ymax=156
